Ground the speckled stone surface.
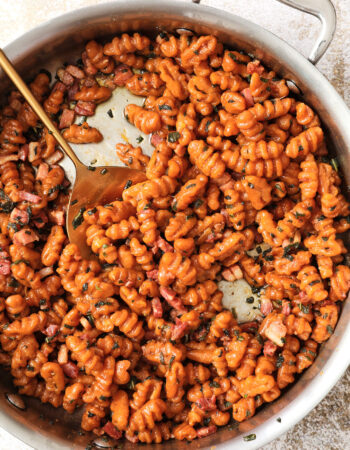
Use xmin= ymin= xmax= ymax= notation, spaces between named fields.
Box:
xmin=0 ymin=0 xmax=349 ymax=449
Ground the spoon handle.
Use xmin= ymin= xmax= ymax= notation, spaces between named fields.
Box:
xmin=0 ymin=48 xmax=83 ymax=168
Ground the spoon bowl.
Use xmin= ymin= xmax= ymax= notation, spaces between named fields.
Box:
xmin=67 ymin=164 xmax=146 ymax=259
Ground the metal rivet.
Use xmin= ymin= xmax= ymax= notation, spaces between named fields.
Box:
xmin=286 ymin=79 xmax=303 ymax=96
xmin=93 ymin=436 xmax=116 ymax=448
xmin=176 ymin=28 xmax=195 ymax=36
xmin=5 ymin=392 xmax=26 ymax=411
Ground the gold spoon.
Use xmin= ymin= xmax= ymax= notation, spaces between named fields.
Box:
xmin=0 ymin=49 xmax=146 ymax=259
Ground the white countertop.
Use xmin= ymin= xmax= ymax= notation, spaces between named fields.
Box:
xmin=0 ymin=0 xmax=349 ymax=449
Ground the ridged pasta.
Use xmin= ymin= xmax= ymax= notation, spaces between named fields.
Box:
xmin=0 ymin=29 xmax=348 ymax=445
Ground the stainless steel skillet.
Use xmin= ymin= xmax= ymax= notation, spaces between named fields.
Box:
xmin=0 ymin=1 xmax=349 ymax=449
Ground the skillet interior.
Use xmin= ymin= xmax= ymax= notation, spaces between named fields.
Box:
xmin=0 ymin=2 xmax=349 ymax=449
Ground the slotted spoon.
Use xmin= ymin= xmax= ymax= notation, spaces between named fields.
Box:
xmin=0 ymin=48 xmax=146 ymax=259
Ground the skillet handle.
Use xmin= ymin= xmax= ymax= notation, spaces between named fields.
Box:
xmin=276 ymin=0 xmax=336 ymax=64
xmin=192 ymin=0 xmax=336 ymax=65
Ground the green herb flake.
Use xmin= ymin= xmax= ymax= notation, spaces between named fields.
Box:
xmin=87 ymin=207 xmax=97 ymax=216
xmin=12 ymin=259 xmax=29 ymax=266
xmin=45 ymin=331 xmax=58 ymax=343
xmin=205 ymin=120 xmax=212 ymax=133
xmin=283 ymin=241 xmax=300 ymax=257
xmin=86 ymin=314 xmax=94 ymax=326
xmin=275 ymin=183 xmax=283 ymax=192
xmin=331 ymin=158 xmax=338 ymax=172
xmin=95 ymin=301 xmax=112 ymax=308
xmin=168 ymin=131 xmax=181 ymax=143
xmin=72 ymin=207 xmax=86 ymax=229
xmin=276 ymin=355 xmax=284 ymax=368
xmin=158 ymin=104 xmax=171 ymax=111
xmin=203 ymin=417 xmax=211 ymax=427
xmin=124 ymin=179 xmax=132 ymax=190
xmin=243 ymin=434 xmax=256 ymax=442
xmin=0 ymin=190 xmax=15 ymax=214
xmin=193 ymin=199 xmax=203 ymax=209
xmin=160 ymin=352 xmax=165 ymax=364
xmin=298 ymin=303 xmax=309 ymax=314
xmin=251 ymin=286 xmax=260 ymax=294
